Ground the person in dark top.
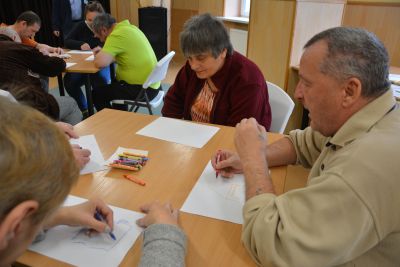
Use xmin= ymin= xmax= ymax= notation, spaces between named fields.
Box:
xmin=52 ymin=0 xmax=85 ymax=40
xmin=63 ymin=1 xmax=111 ymax=112
xmin=162 ymin=13 xmax=272 ymax=130
xmin=0 ymin=34 xmax=81 ymax=124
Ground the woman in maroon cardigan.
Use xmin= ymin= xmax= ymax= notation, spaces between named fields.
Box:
xmin=162 ymin=13 xmax=271 ymax=130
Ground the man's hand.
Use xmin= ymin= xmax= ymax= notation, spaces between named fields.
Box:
xmin=53 ymin=30 xmax=60 ymax=37
xmin=81 ymin=43 xmax=91 ymax=51
xmin=52 ymin=46 xmax=64 ymax=54
xmin=234 ymin=118 xmax=268 ymax=164
xmin=44 ymin=199 xmax=114 ymax=233
xmin=71 ymin=144 xmax=91 ymax=169
xmin=55 ymin=121 xmax=78 ymax=139
xmin=234 ymin=118 xmax=274 ymax=198
xmin=36 ymin=43 xmax=64 ymax=55
xmin=92 ymin=46 xmax=102 ymax=55
xmin=136 ymin=202 xmax=179 ymax=228
xmin=211 ymin=150 xmax=243 ymax=178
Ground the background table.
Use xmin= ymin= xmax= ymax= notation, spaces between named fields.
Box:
xmin=58 ymin=52 xmax=100 ymax=116
xmin=18 ymin=109 xmax=288 ymax=267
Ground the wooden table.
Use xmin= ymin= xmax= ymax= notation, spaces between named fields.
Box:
xmin=18 ymin=109 xmax=288 ymax=267
xmin=58 ymin=52 xmax=100 ymax=116
xmin=390 ymin=66 xmax=400 ymax=75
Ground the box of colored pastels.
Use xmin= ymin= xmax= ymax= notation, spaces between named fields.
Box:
xmin=105 ymin=147 xmax=149 ymax=171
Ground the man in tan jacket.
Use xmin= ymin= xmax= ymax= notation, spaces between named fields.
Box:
xmin=212 ymin=27 xmax=400 ymax=266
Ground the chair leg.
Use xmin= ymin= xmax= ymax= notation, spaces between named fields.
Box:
xmin=144 ymin=93 xmax=153 ymax=115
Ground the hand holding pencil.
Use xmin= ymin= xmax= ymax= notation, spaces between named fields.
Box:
xmin=43 ymin=199 xmax=114 ymax=237
xmin=211 ymin=149 xmax=243 ymax=178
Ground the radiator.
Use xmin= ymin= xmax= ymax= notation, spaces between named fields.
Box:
xmin=229 ymin=28 xmax=248 ymax=56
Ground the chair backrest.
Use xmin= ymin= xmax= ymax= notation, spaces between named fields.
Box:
xmin=0 ymin=89 xmax=17 ymax=103
xmin=143 ymin=51 xmax=176 ymax=89
xmin=267 ymin=81 xmax=295 ymax=133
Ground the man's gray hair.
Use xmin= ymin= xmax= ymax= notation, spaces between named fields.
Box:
xmin=180 ymin=13 xmax=233 ymax=58
xmin=91 ymin=13 xmax=116 ymax=35
xmin=305 ymin=27 xmax=390 ymax=98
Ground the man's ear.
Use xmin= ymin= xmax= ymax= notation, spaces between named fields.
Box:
xmin=342 ymin=77 xmax=362 ymax=108
xmin=0 ymin=200 xmax=39 ymax=250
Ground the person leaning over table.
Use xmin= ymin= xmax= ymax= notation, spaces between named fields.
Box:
xmin=1 ymin=10 xmax=63 ymax=56
xmin=63 ymin=1 xmax=111 ymax=113
xmin=0 ymin=83 xmax=91 ymax=170
xmin=212 ymin=27 xmax=400 ymax=266
xmin=0 ymin=34 xmax=82 ymax=125
xmin=91 ymin=13 xmax=160 ymax=111
xmin=0 ymin=97 xmax=113 ymax=265
xmin=162 ymin=13 xmax=271 ymax=130
xmin=0 ymin=10 xmax=64 ymax=91
xmin=0 ymin=97 xmax=186 ymax=267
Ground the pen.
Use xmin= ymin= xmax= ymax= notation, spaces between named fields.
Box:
xmin=216 ymin=150 xmax=221 ymax=178
xmin=123 ymin=174 xmax=146 ymax=186
xmin=94 ymin=211 xmax=116 ymax=240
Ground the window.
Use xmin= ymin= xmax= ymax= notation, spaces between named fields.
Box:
xmin=241 ymin=0 xmax=251 ymax=17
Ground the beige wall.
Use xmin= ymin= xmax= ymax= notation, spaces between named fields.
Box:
xmin=343 ymin=2 xmax=400 ymax=66
xmin=247 ymin=0 xmax=296 ymax=88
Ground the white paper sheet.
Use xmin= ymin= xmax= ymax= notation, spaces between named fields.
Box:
xmin=29 ymin=195 xmax=144 ymax=267
xmin=70 ymin=135 xmax=108 ymax=175
xmin=66 ymin=62 xmax=76 ymax=68
xmin=105 ymin=147 xmax=149 ymax=165
xmin=181 ymin=161 xmax=245 ymax=224
xmin=136 ymin=117 xmax=220 ymax=148
xmin=392 ymin=84 xmax=400 ymax=98
xmin=85 ymin=54 xmax=95 ymax=61
xmin=389 ymin=73 xmax=400 ymax=82
xmin=49 ymin=53 xmax=71 ymax=59
xmin=67 ymin=50 xmax=94 ymax=55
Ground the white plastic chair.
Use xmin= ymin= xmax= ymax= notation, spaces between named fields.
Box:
xmin=0 ymin=89 xmax=17 ymax=103
xmin=267 ymin=81 xmax=295 ymax=133
xmin=111 ymin=51 xmax=175 ymax=114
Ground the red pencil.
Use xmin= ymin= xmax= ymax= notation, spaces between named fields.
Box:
xmin=215 ymin=151 xmax=221 ymax=178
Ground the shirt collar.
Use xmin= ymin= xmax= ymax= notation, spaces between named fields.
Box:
xmin=330 ymin=89 xmax=396 ymax=147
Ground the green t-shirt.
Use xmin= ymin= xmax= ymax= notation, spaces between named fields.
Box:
xmin=102 ymin=20 xmax=160 ymax=89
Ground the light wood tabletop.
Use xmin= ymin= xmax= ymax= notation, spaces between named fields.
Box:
xmin=58 ymin=50 xmax=101 ymax=115
xmin=18 ymin=109 xmax=288 ymax=267
xmin=64 ymin=51 xmax=99 ymax=74
xmin=390 ymin=66 xmax=400 ymax=75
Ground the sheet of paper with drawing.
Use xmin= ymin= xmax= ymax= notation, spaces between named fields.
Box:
xmin=29 ymin=195 xmax=144 ymax=267
xmin=70 ymin=134 xmax=108 ymax=175
xmin=181 ymin=161 xmax=245 ymax=224
xmin=136 ymin=117 xmax=220 ymax=148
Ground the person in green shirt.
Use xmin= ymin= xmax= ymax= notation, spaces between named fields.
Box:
xmin=91 ymin=13 xmax=160 ymax=111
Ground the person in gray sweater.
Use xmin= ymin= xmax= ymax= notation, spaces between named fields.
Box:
xmin=137 ymin=202 xmax=187 ymax=267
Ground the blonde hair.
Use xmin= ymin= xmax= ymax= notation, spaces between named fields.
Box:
xmin=0 ymin=97 xmax=79 ymax=224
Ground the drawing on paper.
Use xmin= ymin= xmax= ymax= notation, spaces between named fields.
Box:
xmin=206 ymin=170 xmax=245 ymax=204
xmin=71 ymin=219 xmax=131 ymax=251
